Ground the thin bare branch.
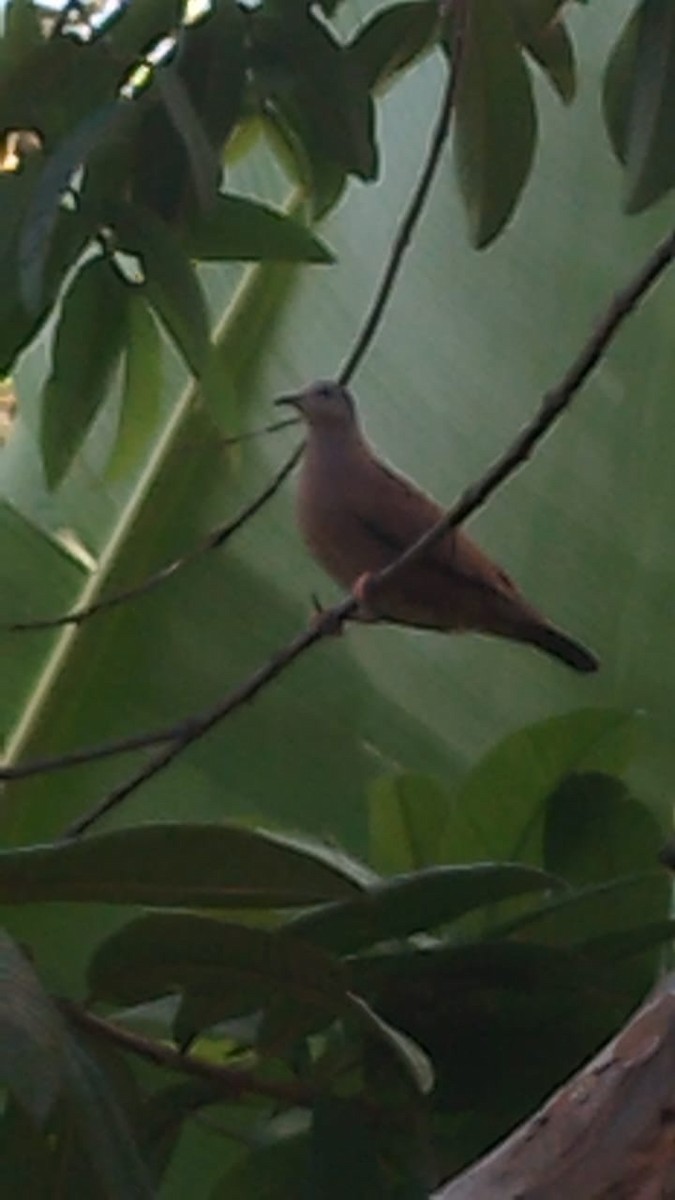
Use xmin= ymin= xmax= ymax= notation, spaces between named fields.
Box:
xmin=62 ymin=600 xmax=352 ymax=837
xmin=5 ymin=442 xmax=304 ymax=634
xmin=62 ymin=1000 xmax=315 ymax=1108
xmin=338 ymin=1 xmax=468 ymax=385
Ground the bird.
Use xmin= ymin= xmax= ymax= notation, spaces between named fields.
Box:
xmin=275 ymin=381 xmax=598 ymax=673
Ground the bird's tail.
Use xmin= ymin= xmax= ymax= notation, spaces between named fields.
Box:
xmin=522 ymin=622 xmax=599 ymax=673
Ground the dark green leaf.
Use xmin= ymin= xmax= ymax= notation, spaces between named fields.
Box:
xmin=347 ymin=996 xmax=434 ymax=1095
xmin=39 ymin=256 xmax=128 ymax=488
xmin=105 ymin=0 xmax=183 ymax=59
xmin=210 ymin=1133 xmax=309 ymax=1200
xmin=0 ymin=930 xmax=64 ymax=1123
xmin=0 ymin=1097 xmax=54 ymax=1194
xmin=0 ymin=821 xmax=371 ymax=907
xmin=19 ymin=100 xmax=126 ymax=312
xmin=510 ymin=0 xmax=576 ymax=103
xmin=491 ymin=871 xmax=668 ymax=951
xmin=185 ymin=193 xmax=333 ymax=263
xmin=452 ymin=0 xmax=537 ymax=247
xmin=286 ymin=862 xmax=562 ymax=955
xmin=310 ymin=1096 xmax=386 ymax=1197
xmin=602 ymin=0 xmax=675 ymax=212
xmin=544 ymin=771 xmax=664 ymax=885
xmin=368 ymin=772 xmax=453 ymax=872
xmin=439 ymin=708 xmax=640 ymax=866
xmin=106 ymin=293 xmax=163 ymax=481
xmin=87 ymin=914 xmax=350 ymax=1045
xmin=130 ymin=2 xmax=246 ymax=221
xmin=250 ymin=8 xmax=377 ymax=214
xmin=61 ymin=1028 xmax=154 ymax=1199
xmin=350 ymin=2 xmax=440 ymax=92
xmin=603 ymin=6 xmax=639 ymax=164
xmin=108 ymin=200 xmax=212 ymax=377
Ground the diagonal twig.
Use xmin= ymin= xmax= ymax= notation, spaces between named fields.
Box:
xmin=338 ymin=3 xmax=466 ymax=386
xmin=62 ymin=1000 xmax=315 ymax=1107
xmin=4 ymin=442 xmax=304 ymax=635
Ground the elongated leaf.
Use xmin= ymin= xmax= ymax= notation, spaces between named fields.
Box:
xmin=544 ymin=771 xmax=664 ymax=885
xmin=185 ymin=193 xmax=333 ymax=263
xmin=108 ymin=200 xmax=212 ymax=377
xmin=250 ymin=8 xmax=377 ymax=214
xmin=439 ymin=708 xmax=641 ymax=866
xmin=350 ymin=1 xmax=439 ymax=92
xmin=603 ymin=0 xmax=675 ymax=213
xmin=0 ymin=822 xmax=370 ymax=906
xmin=488 ymin=871 xmax=668 ymax=951
xmin=106 ymin=293 xmax=163 ymax=481
xmin=310 ymin=1096 xmax=387 ymax=1196
xmin=40 ymin=256 xmax=128 ymax=489
xmin=88 ymin=914 xmax=350 ymax=1044
xmin=61 ymin=1028 xmax=154 ymax=1200
xmin=0 ymin=929 xmax=64 ymax=1123
xmin=210 ymin=1134 xmax=309 ymax=1200
xmin=19 ymin=101 xmax=126 ymax=313
xmin=452 ymin=0 xmax=537 ymax=247
xmin=510 ymin=0 xmax=576 ymax=103
xmin=368 ymin=772 xmax=453 ymax=872
xmin=286 ymin=862 xmax=562 ymax=955
xmin=348 ymin=995 xmax=434 ymax=1095
xmin=0 ymin=1097 xmax=54 ymax=1194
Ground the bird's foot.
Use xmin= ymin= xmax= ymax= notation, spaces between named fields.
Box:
xmin=352 ymin=572 xmax=379 ymax=620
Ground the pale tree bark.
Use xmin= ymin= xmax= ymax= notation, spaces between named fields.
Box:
xmin=435 ymin=973 xmax=675 ymax=1200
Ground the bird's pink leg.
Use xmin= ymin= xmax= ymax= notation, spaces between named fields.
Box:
xmin=352 ymin=572 xmax=379 ymax=620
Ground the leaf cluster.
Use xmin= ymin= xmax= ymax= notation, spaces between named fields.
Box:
xmin=0 ymin=1 xmax=671 ymax=486
xmin=2 ymin=708 xmax=670 ymax=1196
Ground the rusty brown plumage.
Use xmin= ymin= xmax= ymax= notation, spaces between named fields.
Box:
xmin=276 ymin=382 xmax=598 ymax=673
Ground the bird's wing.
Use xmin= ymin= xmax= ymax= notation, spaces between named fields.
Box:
xmin=352 ymin=455 xmax=519 ymax=599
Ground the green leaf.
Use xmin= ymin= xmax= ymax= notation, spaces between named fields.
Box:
xmin=107 ymin=200 xmax=212 ymax=377
xmin=544 ymin=771 xmax=664 ymax=885
xmin=39 ymin=256 xmax=128 ymax=489
xmin=347 ymin=996 xmax=434 ymax=1096
xmin=0 ymin=929 xmax=64 ymax=1123
xmin=602 ymin=6 xmax=638 ymax=163
xmin=0 ymin=1097 xmax=54 ymax=1194
xmin=87 ymin=913 xmax=350 ymax=1045
xmin=0 ymin=822 xmax=371 ymax=907
xmin=61 ymin=1027 xmax=154 ymax=1200
xmin=19 ymin=101 xmax=126 ymax=313
xmin=491 ymin=871 xmax=669 ymax=951
xmin=452 ymin=0 xmax=537 ymax=247
xmin=210 ymin=1134 xmax=309 ymax=1200
xmin=510 ymin=0 xmax=576 ymax=103
xmin=286 ymin=862 xmax=562 ymax=955
xmin=309 ymin=1096 xmax=387 ymax=1196
xmin=129 ymin=1 xmax=246 ymax=221
xmin=185 ymin=193 xmax=333 ymax=263
xmin=602 ymin=0 xmax=675 ymax=213
xmin=106 ymin=293 xmax=163 ymax=481
xmin=440 ymin=708 xmax=641 ymax=866
xmin=250 ymin=8 xmax=377 ymax=214
xmin=350 ymin=1 xmax=440 ymax=92
xmin=368 ymin=772 xmax=453 ymax=872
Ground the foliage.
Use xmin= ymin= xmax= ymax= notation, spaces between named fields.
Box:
xmin=2 ymin=713 xmax=670 ymax=1195
xmin=2 ymin=0 xmax=675 ymax=1195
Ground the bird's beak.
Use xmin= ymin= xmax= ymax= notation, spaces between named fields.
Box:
xmin=274 ymin=393 xmax=302 ymax=409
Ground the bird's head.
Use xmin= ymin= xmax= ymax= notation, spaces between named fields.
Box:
xmin=274 ymin=381 xmax=357 ymax=430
